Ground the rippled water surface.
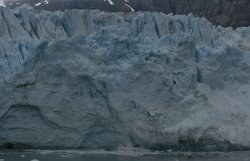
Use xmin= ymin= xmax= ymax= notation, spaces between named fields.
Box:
xmin=0 ymin=150 xmax=250 ymax=161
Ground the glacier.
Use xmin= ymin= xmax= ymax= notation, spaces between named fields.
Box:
xmin=0 ymin=5 xmax=250 ymax=151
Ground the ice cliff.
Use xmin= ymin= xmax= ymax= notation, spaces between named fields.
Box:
xmin=0 ymin=5 xmax=250 ymax=151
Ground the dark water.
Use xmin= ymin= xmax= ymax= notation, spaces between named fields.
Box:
xmin=0 ymin=150 xmax=250 ymax=161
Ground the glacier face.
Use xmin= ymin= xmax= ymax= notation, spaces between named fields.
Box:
xmin=0 ymin=5 xmax=250 ymax=151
